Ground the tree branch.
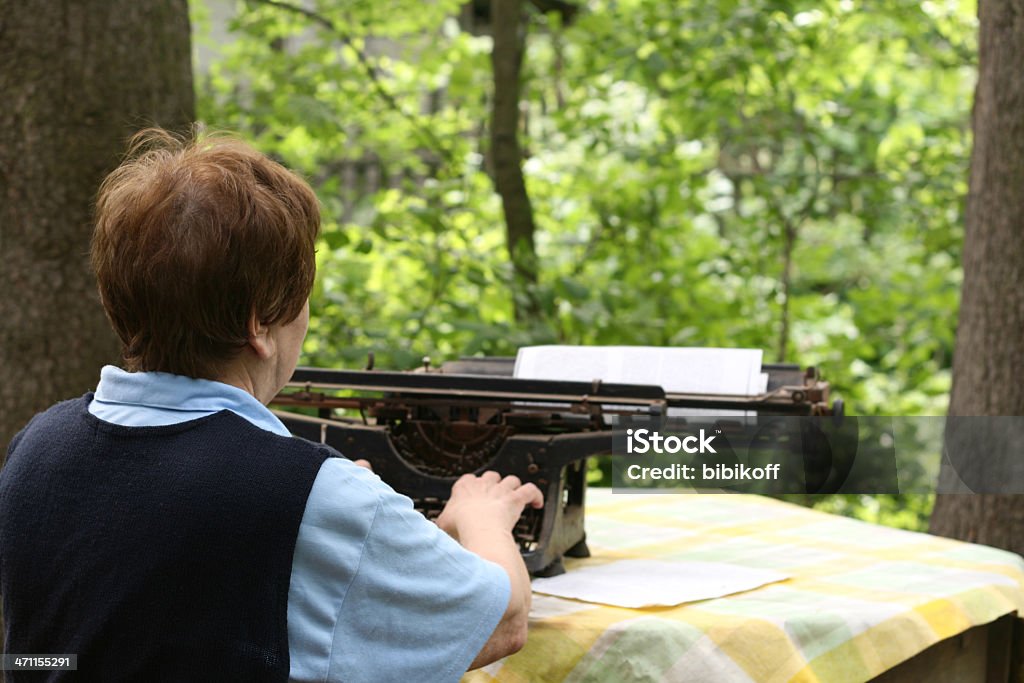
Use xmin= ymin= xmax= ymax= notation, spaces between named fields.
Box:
xmin=247 ymin=0 xmax=454 ymax=168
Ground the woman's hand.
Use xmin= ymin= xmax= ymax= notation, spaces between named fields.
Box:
xmin=436 ymin=471 xmax=543 ymax=542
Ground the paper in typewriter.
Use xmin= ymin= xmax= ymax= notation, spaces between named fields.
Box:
xmin=530 ymin=559 xmax=788 ymax=608
xmin=513 ymin=346 xmax=769 ymax=415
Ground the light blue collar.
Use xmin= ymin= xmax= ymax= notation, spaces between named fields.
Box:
xmin=90 ymin=365 xmax=291 ymax=437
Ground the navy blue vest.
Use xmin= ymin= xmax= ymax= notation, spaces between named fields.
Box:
xmin=0 ymin=396 xmax=331 ymax=682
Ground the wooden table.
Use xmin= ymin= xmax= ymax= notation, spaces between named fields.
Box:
xmin=464 ymin=490 xmax=1024 ymax=682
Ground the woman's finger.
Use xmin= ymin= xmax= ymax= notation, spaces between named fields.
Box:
xmin=499 ymin=474 xmax=521 ymax=489
xmin=515 ymin=482 xmax=544 ymax=509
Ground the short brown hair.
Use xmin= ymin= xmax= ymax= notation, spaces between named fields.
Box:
xmin=92 ymin=128 xmax=320 ymax=379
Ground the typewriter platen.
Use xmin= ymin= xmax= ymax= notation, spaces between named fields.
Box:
xmin=271 ymin=357 xmax=839 ymax=576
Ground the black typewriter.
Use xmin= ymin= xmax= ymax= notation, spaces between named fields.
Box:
xmin=271 ymin=356 xmax=839 ymax=576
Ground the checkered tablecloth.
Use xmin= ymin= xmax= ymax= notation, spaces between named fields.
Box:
xmin=463 ymin=490 xmax=1024 ymax=683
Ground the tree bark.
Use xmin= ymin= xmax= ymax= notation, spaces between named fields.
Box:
xmin=0 ymin=0 xmax=195 ymax=452
xmin=490 ymin=0 xmax=540 ymax=321
xmin=929 ymin=0 xmax=1024 ymax=553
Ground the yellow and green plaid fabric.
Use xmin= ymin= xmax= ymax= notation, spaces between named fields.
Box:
xmin=464 ymin=490 xmax=1024 ymax=683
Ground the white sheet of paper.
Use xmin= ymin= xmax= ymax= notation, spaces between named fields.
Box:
xmin=514 ymin=346 xmax=767 ymax=416
xmin=531 ymin=559 xmax=788 ymax=608
xmin=513 ymin=346 xmax=766 ymax=396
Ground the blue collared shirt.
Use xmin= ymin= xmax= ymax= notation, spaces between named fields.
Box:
xmin=89 ymin=366 xmax=510 ymax=683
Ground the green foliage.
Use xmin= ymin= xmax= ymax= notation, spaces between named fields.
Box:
xmin=196 ymin=0 xmax=977 ymax=530
xmin=531 ymin=0 xmax=973 ymax=418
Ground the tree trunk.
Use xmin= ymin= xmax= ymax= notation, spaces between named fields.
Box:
xmin=0 ymin=1 xmax=195 ymax=453
xmin=929 ymin=0 xmax=1024 ymax=553
xmin=490 ymin=0 xmax=540 ymax=321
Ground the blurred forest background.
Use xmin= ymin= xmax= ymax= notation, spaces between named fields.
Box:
xmin=192 ymin=0 xmax=977 ymax=530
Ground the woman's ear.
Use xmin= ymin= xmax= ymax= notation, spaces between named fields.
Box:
xmin=246 ymin=310 xmax=275 ymax=360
